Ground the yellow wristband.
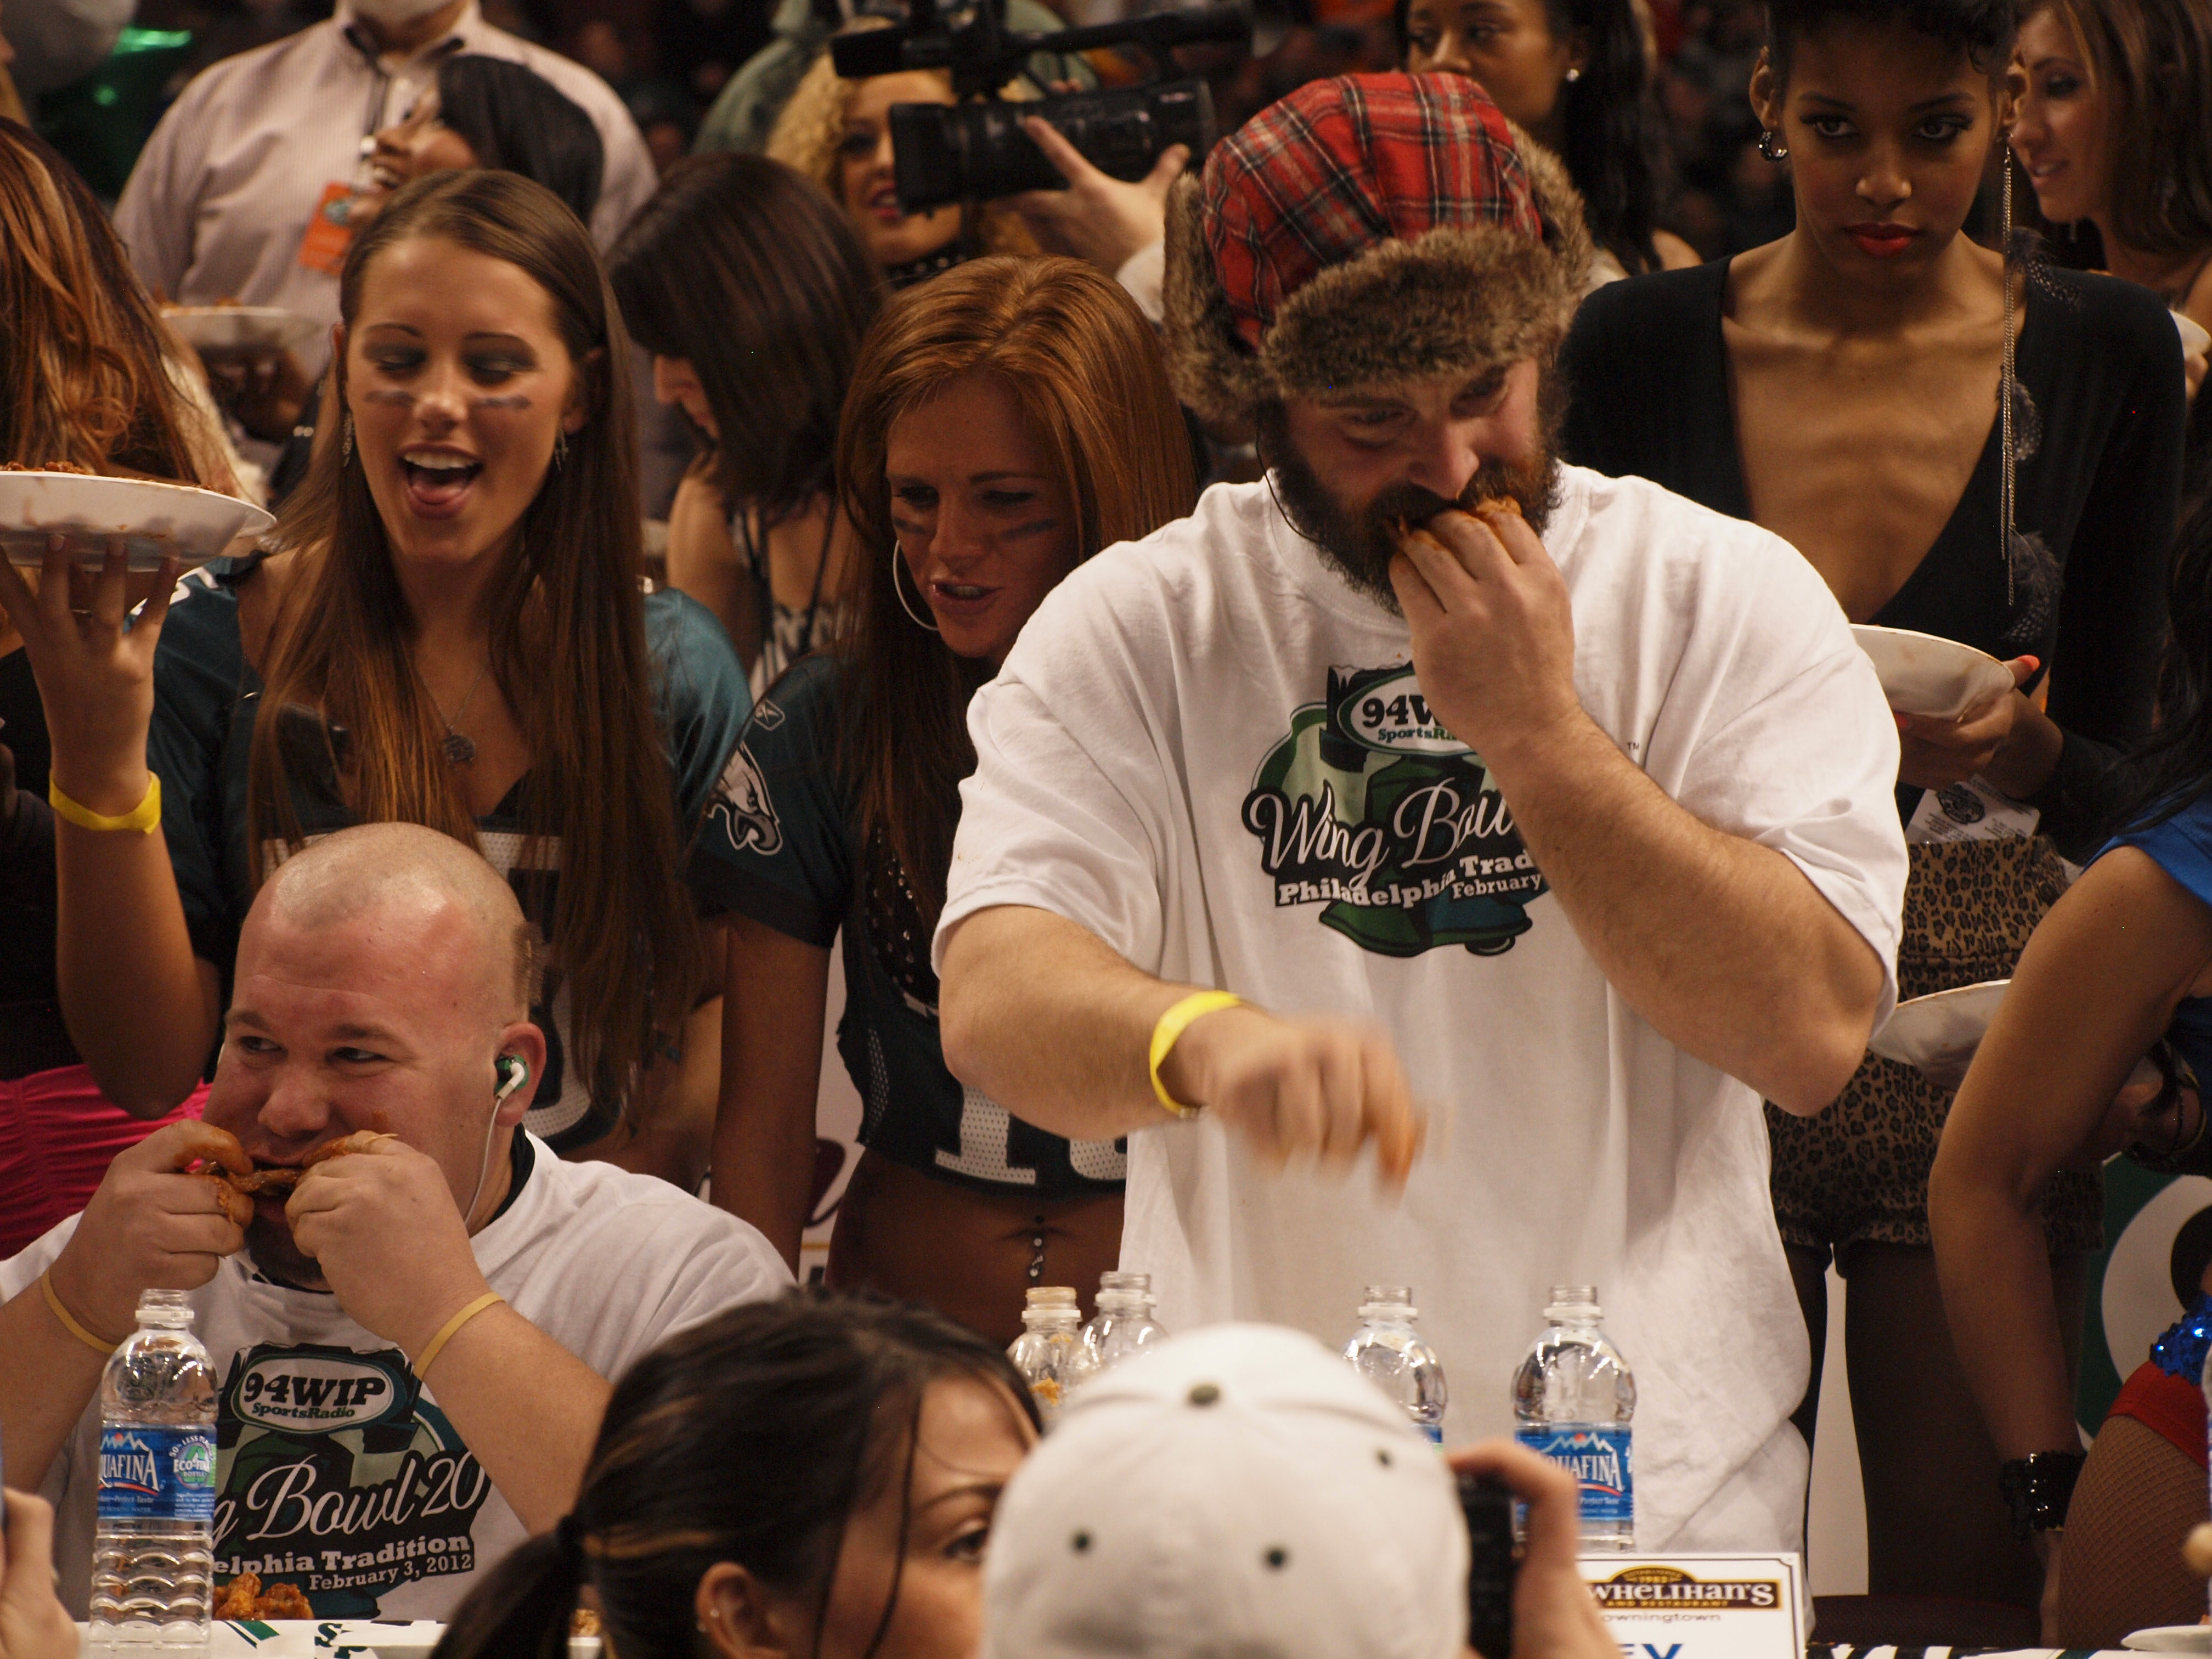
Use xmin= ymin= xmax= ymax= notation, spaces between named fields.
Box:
xmin=40 ymin=1271 xmax=122 ymax=1355
xmin=1148 ymin=991 xmax=1245 ymax=1119
xmin=49 ymin=773 xmax=161 ymax=834
xmin=413 ymin=1291 xmax=505 ymax=1380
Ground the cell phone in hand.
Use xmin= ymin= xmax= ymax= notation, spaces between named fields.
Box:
xmin=1460 ymin=1470 xmax=1517 ymax=1659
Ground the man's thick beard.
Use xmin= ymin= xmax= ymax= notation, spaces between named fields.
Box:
xmin=1261 ymin=406 xmax=1562 ymax=612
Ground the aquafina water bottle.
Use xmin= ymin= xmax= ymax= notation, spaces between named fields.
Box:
xmin=1513 ymin=1285 xmax=1637 ymax=1549
xmin=90 ymin=1290 xmax=218 ymax=1656
xmin=1344 ymin=1284 xmax=1448 ymax=1442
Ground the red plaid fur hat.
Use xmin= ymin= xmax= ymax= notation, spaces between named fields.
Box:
xmin=1163 ymin=72 xmax=1592 ymax=425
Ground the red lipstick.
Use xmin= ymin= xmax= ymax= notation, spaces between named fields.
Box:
xmin=1844 ymin=222 xmax=1921 ymax=258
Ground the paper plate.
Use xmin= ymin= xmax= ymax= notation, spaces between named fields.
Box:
xmin=0 ymin=470 xmax=272 ymax=571
xmin=1850 ymin=624 xmax=2018 ymax=719
xmin=1867 ymin=978 xmax=2010 ymax=1090
xmin=165 ymin=304 xmax=321 ymax=354
xmin=2124 ymin=1627 xmax=2212 ymax=1652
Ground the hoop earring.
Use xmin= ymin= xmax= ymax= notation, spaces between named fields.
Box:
xmin=891 ymin=541 xmax=940 ymax=633
xmin=1756 ymin=128 xmax=1788 ymax=163
xmin=340 ymin=413 xmax=354 ymax=466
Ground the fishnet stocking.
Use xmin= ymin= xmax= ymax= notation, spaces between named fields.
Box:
xmin=2057 ymin=1414 xmax=2208 ymax=1646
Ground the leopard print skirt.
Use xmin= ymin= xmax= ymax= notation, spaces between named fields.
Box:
xmin=1767 ymin=834 xmax=2104 ymax=1268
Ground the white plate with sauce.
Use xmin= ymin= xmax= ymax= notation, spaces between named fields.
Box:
xmin=2125 ymin=1627 xmax=2212 ymax=1652
xmin=164 ymin=305 xmax=321 ymax=354
xmin=0 ymin=470 xmax=271 ymax=571
xmin=1851 ymin=624 xmax=2017 ymax=720
xmin=1867 ymin=979 xmax=2010 ymax=1090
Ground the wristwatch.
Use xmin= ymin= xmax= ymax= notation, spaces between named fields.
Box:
xmin=1998 ymin=1451 xmax=2085 ymax=1539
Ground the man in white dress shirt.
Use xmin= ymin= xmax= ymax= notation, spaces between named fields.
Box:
xmin=113 ymin=0 xmax=654 ymax=381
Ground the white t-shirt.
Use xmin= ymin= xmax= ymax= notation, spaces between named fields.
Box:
xmin=3 ymin=1135 xmax=791 ymax=1621
xmin=936 ymin=467 xmax=1908 ymax=1551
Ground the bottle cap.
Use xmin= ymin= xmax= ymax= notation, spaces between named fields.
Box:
xmin=1544 ymin=1285 xmax=1602 ymax=1321
xmin=1357 ymin=1283 xmax=1416 ymax=1318
xmin=136 ymin=1289 xmax=195 ymax=1328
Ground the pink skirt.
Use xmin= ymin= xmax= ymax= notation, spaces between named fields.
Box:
xmin=0 ymin=1064 xmax=209 ymax=1259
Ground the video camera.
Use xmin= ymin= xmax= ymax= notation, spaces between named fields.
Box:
xmin=830 ymin=0 xmax=1250 ymax=212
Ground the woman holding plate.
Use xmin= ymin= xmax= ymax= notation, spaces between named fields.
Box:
xmin=0 ymin=169 xmax=749 ymax=1185
xmin=0 ymin=119 xmax=255 ymax=1257
xmin=1559 ymin=0 xmax=2185 ymax=1607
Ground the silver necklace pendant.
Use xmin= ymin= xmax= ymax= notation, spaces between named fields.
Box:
xmin=442 ymin=730 xmax=477 ymax=766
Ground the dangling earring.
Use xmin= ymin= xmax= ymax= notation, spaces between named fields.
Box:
xmin=1757 ymin=128 xmax=1788 ymax=163
xmin=891 ymin=540 xmax=940 ymax=633
xmin=340 ymin=413 xmax=354 ymax=466
xmin=552 ymin=426 xmax=570 ymax=470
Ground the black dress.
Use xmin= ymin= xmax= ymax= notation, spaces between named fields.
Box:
xmin=1561 ymin=256 xmax=2186 ymax=1265
xmin=1562 ymin=257 xmax=2184 ymax=853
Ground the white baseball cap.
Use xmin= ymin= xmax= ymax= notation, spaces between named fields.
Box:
xmin=983 ymin=1323 xmax=1470 ymax=1659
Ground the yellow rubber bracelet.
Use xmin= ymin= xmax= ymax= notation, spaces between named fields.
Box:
xmin=49 ymin=773 xmax=161 ymax=834
xmin=412 ymin=1291 xmax=505 ymax=1381
xmin=1148 ymin=990 xmax=1245 ymax=1119
xmin=40 ymin=1271 xmax=122 ymax=1355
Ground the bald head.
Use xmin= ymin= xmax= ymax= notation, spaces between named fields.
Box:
xmin=256 ymin=823 xmax=541 ymax=1020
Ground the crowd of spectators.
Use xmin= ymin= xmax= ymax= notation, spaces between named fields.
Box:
xmin=2 ymin=0 xmax=2212 ymax=1649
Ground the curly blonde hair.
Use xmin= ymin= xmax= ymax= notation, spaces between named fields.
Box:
xmin=765 ymin=31 xmax=1039 ymax=258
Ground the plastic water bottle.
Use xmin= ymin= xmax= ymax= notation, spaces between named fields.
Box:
xmin=89 ymin=1290 xmax=218 ymax=1657
xmin=1084 ymin=1271 xmax=1169 ymax=1370
xmin=1344 ymin=1284 xmax=1448 ymax=1443
xmin=1008 ymin=1287 xmax=1097 ymax=1427
xmin=1513 ymin=1285 xmax=1637 ymax=1550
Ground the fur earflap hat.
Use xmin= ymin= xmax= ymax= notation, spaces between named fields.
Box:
xmin=1164 ymin=71 xmax=1593 ymax=426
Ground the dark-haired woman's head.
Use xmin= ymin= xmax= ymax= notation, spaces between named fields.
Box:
xmin=435 ymin=1293 xmax=1040 ymax=1659
xmin=1750 ymin=0 xmax=2016 ymax=286
xmin=1396 ymin=0 xmax=1673 ymax=274
xmin=609 ymin=152 xmax=882 ymax=519
xmin=2011 ymin=0 xmax=2212 ymax=263
xmin=359 ymin=56 xmax=606 ymax=229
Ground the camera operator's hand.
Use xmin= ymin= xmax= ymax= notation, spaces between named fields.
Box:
xmin=1011 ymin=116 xmax=1186 ymax=275
xmin=1446 ymin=1442 xmax=1618 ymax=1659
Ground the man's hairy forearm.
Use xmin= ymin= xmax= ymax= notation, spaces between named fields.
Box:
xmin=939 ymin=906 xmax=1199 ymax=1138
xmin=1489 ymin=714 xmax=1884 ymax=1112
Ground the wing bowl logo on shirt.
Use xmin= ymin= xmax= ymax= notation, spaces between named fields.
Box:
xmin=213 ymin=1342 xmax=492 ymax=1618
xmin=1242 ymin=664 xmax=1548 ymax=957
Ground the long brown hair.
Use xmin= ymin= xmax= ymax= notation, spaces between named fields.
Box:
xmin=608 ymin=153 xmax=881 ymax=521
xmin=2030 ymin=0 xmax=2212 ymax=261
xmin=0 ymin=119 xmax=216 ymax=484
xmin=835 ymin=255 xmax=1197 ymax=920
xmin=257 ymin=170 xmax=702 ymax=1111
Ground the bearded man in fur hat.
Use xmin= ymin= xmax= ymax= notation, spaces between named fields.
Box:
xmin=932 ymin=71 xmax=1907 ymax=1549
